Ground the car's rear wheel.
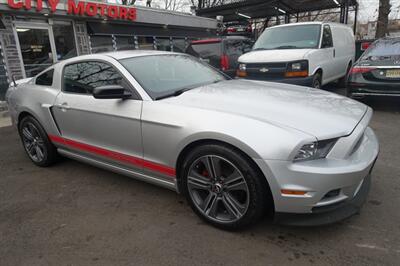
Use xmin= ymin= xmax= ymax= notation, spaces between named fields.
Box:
xmin=18 ymin=116 xmax=58 ymax=167
xmin=180 ymin=144 xmax=270 ymax=230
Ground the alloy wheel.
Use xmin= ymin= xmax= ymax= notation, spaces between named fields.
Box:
xmin=187 ymin=155 xmax=250 ymax=223
xmin=21 ymin=122 xmax=46 ymax=163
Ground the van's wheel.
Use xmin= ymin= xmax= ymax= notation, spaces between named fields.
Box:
xmin=312 ymin=73 xmax=322 ymax=89
xmin=339 ymin=63 xmax=352 ymax=88
xmin=180 ymin=144 xmax=271 ymax=230
xmin=18 ymin=116 xmax=58 ymax=167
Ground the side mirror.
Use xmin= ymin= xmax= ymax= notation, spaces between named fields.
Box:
xmin=92 ymin=85 xmax=132 ymax=99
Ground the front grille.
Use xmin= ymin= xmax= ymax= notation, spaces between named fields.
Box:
xmin=245 ymin=62 xmax=288 ymax=79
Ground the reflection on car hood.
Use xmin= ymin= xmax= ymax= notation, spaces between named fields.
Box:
xmin=164 ymin=80 xmax=368 ymax=139
xmin=238 ymin=49 xmax=313 ymax=63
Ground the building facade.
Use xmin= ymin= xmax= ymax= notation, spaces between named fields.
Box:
xmin=0 ymin=0 xmax=218 ymax=100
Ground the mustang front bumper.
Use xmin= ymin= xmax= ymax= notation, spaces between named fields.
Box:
xmin=255 ymin=112 xmax=379 ymax=225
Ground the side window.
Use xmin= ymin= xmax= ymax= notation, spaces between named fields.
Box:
xmin=321 ymin=25 xmax=333 ymax=48
xmin=36 ymin=69 xmax=54 ymax=86
xmin=63 ymin=61 xmax=124 ymax=94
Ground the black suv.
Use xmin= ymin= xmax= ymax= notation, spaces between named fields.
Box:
xmin=185 ymin=36 xmax=253 ymax=77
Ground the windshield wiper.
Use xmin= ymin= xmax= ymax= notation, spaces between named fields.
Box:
xmin=272 ymin=45 xmax=299 ymax=49
xmin=155 ymin=87 xmax=194 ymax=100
xmin=155 ymin=80 xmax=223 ymax=100
xmin=252 ymin=48 xmax=270 ymax=51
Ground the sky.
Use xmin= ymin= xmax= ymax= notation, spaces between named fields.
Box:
xmin=358 ymin=0 xmax=400 ymax=22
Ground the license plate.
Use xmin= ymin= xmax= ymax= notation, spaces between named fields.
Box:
xmin=237 ymin=28 xmax=244 ymax=32
xmin=386 ymin=69 xmax=400 ymax=78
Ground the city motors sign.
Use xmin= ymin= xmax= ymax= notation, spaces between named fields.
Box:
xmin=7 ymin=0 xmax=137 ymax=21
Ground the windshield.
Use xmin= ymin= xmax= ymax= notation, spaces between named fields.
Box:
xmin=120 ymin=54 xmax=226 ymax=99
xmin=253 ymin=24 xmax=321 ymax=50
xmin=361 ymin=39 xmax=400 ymax=60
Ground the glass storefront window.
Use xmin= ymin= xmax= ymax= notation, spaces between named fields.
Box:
xmin=53 ymin=22 xmax=77 ymax=60
xmin=173 ymin=38 xmax=188 ymax=53
xmin=137 ymin=36 xmax=155 ymax=50
xmin=156 ymin=37 xmax=172 ymax=51
xmin=16 ymin=27 xmax=54 ymax=77
xmin=90 ymin=35 xmax=114 ymax=53
xmin=115 ymin=36 xmax=135 ymax=51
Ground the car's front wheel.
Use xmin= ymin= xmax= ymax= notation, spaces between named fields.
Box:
xmin=18 ymin=115 xmax=58 ymax=167
xmin=180 ymin=144 xmax=271 ymax=230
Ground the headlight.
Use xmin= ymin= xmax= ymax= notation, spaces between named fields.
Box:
xmin=294 ymin=139 xmax=337 ymax=162
xmin=237 ymin=63 xmax=247 ymax=77
xmin=285 ymin=60 xmax=309 ymax=78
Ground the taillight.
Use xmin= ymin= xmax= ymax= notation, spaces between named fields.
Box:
xmin=361 ymin=42 xmax=371 ymax=51
xmin=349 ymin=66 xmax=376 ymax=74
xmin=227 ymin=27 xmax=236 ymax=33
xmin=247 ymin=25 xmax=252 ymax=32
xmin=220 ymin=54 xmax=229 ymax=71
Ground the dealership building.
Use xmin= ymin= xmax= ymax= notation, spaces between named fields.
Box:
xmin=0 ymin=0 xmax=218 ymax=99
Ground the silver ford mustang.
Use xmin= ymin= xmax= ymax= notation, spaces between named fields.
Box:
xmin=6 ymin=51 xmax=379 ymax=229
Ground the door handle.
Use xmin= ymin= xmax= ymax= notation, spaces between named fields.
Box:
xmin=333 ymin=49 xmax=336 ymax=57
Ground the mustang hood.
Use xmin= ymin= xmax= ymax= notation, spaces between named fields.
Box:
xmin=238 ymin=49 xmax=312 ymax=63
xmin=165 ymin=80 xmax=368 ymax=139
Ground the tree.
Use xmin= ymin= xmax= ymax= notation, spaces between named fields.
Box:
xmin=375 ymin=0 xmax=391 ymax=38
xmin=160 ymin=0 xmax=189 ymax=11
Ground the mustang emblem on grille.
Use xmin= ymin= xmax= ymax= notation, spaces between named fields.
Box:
xmin=259 ymin=68 xmax=269 ymax=73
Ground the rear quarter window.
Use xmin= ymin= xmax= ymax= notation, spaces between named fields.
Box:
xmin=35 ymin=69 xmax=54 ymax=86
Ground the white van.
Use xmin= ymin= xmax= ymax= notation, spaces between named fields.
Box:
xmin=237 ymin=22 xmax=355 ymax=88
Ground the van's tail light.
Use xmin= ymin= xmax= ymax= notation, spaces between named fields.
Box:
xmin=220 ymin=54 xmax=229 ymax=71
xmin=349 ymin=66 xmax=376 ymax=74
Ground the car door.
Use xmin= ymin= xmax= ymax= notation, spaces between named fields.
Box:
xmin=319 ymin=25 xmax=336 ymax=83
xmin=52 ymin=60 xmax=143 ymax=172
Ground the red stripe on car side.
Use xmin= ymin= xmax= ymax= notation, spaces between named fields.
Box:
xmin=48 ymin=135 xmax=176 ymax=177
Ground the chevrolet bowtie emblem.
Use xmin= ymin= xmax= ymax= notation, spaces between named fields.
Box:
xmin=259 ymin=68 xmax=269 ymax=72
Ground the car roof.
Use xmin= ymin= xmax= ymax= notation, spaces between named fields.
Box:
xmin=103 ymin=50 xmax=179 ymax=60
xmin=268 ymin=21 xmax=346 ymax=29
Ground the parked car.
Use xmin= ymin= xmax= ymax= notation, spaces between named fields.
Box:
xmin=347 ymin=37 xmax=400 ymax=98
xmin=237 ymin=22 xmax=355 ymax=89
xmin=223 ymin=21 xmax=252 ymax=36
xmin=6 ymin=51 xmax=378 ymax=229
xmin=185 ymin=36 xmax=253 ymax=77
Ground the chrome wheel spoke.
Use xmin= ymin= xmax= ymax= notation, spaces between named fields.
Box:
xmin=202 ymin=193 xmax=218 ymax=217
xmin=222 ymin=193 xmax=246 ymax=218
xmin=35 ymin=146 xmax=44 ymax=161
xmin=188 ymin=173 xmax=211 ymax=190
xmin=200 ymin=156 xmax=222 ymax=179
xmin=22 ymin=128 xmax=34 ymax=141
xmin=26 ymin=142 xmax=35 ymax=154
xmin=225 ymin=174 xmax=247 ymax=192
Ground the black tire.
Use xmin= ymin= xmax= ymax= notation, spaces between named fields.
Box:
xmin=338 ymin=63 xmax=352 ymax=88
xmin=312 ymin=73 xmax=322 ymax=89
xmin=18 ymin=115 xmax=59 ymax=167
xmin=180 ymin=144 xmax=271 ymax=230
